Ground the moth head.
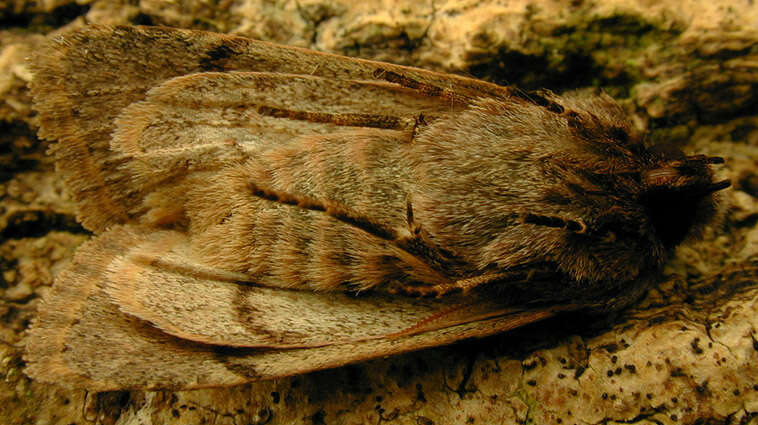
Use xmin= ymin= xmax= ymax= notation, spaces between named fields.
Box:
xmin=409 ymin=91 xmax=730 ymax=292
xmin=512 ymin=94 xmax=731 ymax=287
xmin=548 ymin=93 xmax=731 ymax=256
xmin=640 ymin=153 xmax=730 ymax=249
xmin=540 ymin=146 xmax=732 ymax=294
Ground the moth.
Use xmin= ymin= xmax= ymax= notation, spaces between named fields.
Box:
xmin=25 ymin=25 xmax=729 ymax=391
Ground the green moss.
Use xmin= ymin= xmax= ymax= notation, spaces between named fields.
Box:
xmin=648 ymin=125 xmax=694 ymax=148
xmin=514 ymin=385 xmax=544 ymax=425
xmin=471 ymin=12 xmax=682 ymax=96
xmin=586 ymin=14 xmax=658 ymax=35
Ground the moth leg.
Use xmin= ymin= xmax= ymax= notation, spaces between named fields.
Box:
xmin=389 ymin=271 xmax=511 ymax=298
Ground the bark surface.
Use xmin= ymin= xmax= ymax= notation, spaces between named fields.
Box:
xmin=0 ymin=1 xmax=756 ymax=424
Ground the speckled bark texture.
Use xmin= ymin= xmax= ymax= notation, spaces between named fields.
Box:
xmin=1 ymin=1 xmax=756 ymax=424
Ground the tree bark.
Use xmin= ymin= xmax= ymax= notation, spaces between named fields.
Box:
xmin=1 ymin=1 xmax=756 ymax=424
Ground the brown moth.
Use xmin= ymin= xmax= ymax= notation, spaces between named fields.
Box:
xmin=25 ymin=25 xmax=729 ymax=391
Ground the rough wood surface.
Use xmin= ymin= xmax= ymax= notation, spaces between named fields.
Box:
xmin=1 ymin=1 xmax=756 ymax=424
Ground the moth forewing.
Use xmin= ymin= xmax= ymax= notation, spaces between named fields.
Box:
xmin=29 ymin=25 xmax=502 ymax=233
xmin=25 ymin=25 xmax=729 ymax=390
xmin=25 ymin=224 xmax=560 ymax=390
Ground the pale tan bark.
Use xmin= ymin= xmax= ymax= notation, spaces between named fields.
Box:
xmin=1 ymin=1 xmax=756 ymax=424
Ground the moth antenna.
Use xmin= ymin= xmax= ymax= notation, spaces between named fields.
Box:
xmin=643 ymin=153 xmax=730 ymax=190
xmin=256 ymin=105 xmax=413 ymax=130
xmin=510 ymin=88 xmax=565 ymax=114
xmin=665 ymin=154 xmax=726 ymax=170
xmin=704 ymin=180 xmax=732 ymax=193
xmin=385 ymin=302 xmax=522 ymax=339
xmin=372 ymin=68 xmax=471 ymax=105
xmin=704 ymin=156 xmax=725 ymax=164
xmin=387 ymin=302 xmax=477 ymax=337
xmin=248 ymin=183 xmax=397 ymax=241
xmin=389 ymin=271 xmax=514 ymax=298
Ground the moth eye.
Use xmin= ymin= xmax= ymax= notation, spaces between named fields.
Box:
xmin=643 ymin=189 xmax=701 ymax=248
xmin=602 ymin=232 xmax=617 ymax=243
xmin=609 ymin=126 xmax=628 ymax=143
xmin=642 ymin=155 xmax=730 ymax=248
